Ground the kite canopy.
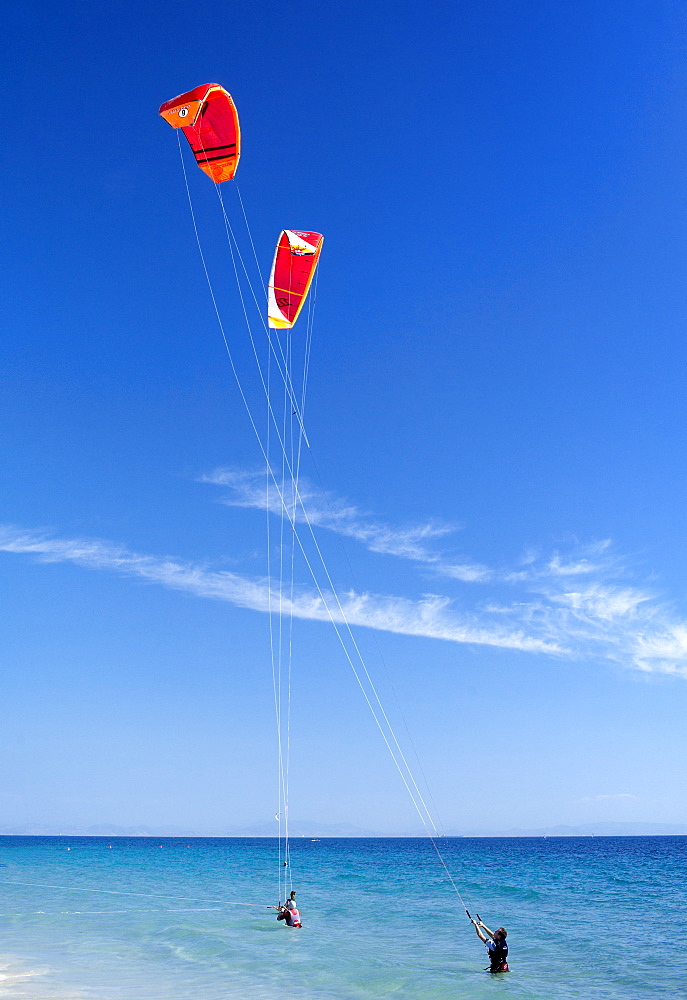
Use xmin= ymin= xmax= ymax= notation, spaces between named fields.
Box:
xmin=268 ymin=231 xmax=324 ymax=329
xmin=159 ymin=83 xmax=241 ymax=183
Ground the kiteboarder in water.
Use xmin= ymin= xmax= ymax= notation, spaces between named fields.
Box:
xmin=276 ymin=899 xmax=302 ymax=927
xmin=274 ymin=891 xmax=302 ymax=927
xmin=473 ymin=919 xmax=509 ymax=972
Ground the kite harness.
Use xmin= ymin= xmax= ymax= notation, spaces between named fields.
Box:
xmin=277 ymin=901 xmax=302 ymax=927
xmin=486 ymin=939 xmax=509 ymax=974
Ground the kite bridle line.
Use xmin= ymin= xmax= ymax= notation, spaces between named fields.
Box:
xmin=176 ymin=132 xmax=477 ymax=919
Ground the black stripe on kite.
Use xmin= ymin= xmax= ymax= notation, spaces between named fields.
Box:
xmin=192 ymin=144 xmax=237 ymax=154
xmin=194 ymin=153 xmax=238 ymax=164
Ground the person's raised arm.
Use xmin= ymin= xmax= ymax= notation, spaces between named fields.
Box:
xmin=473 ymin=921 xmax=488 ymax=943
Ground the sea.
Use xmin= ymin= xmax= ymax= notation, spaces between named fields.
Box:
xmin=0 ymin=836 xmax=684 ymax=1000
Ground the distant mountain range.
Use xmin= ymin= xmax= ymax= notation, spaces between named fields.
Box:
xmin=448 ymin=822 xmax=687 ymax=837
xmin=0 ymin=821 xmax=685 ymax=837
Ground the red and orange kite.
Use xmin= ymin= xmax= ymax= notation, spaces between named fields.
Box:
xmin=268 ymin=231 xmax=324 ymax=329
xmin=159 ymin=83 xmax=241 ymax=183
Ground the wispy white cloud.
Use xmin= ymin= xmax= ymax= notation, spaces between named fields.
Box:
xmin=549 ymin=584 xmax=651 ymax=621
xmin=633 ymin=626 xmax=687 ymax=676
xmin=437 ymin=562 xmax=492 ymax=583
xmin=547 ymin=556 xmax=601 ymax=577
xmin=3 ymin=516 xmax=687 ymax=678
xmin=201 ymin=468 xmax=492 ymax=580
xmin=504 ymin=540 xmax=615 ymax=584
xmin=0 ymin=525 xmax=556 ymax=654
xmin=0 ymin=526 xmax=271 ymax=610
xmin=201 ymin=472 xmax=627 ymax=597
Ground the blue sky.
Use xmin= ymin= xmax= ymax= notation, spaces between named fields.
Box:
xmin=2 ymin=0 xmax=687 ymax=835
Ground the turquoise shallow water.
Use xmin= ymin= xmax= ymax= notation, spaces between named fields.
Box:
xmin=0 ymin=836 xmax=684 ymax=999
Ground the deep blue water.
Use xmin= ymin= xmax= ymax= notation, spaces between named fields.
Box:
xmin=0 ymin=836 xmax=684 ymax=999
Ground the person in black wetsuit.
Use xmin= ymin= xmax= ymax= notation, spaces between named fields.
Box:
xmin=473 ymin=919 xmax=508 ymax=972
